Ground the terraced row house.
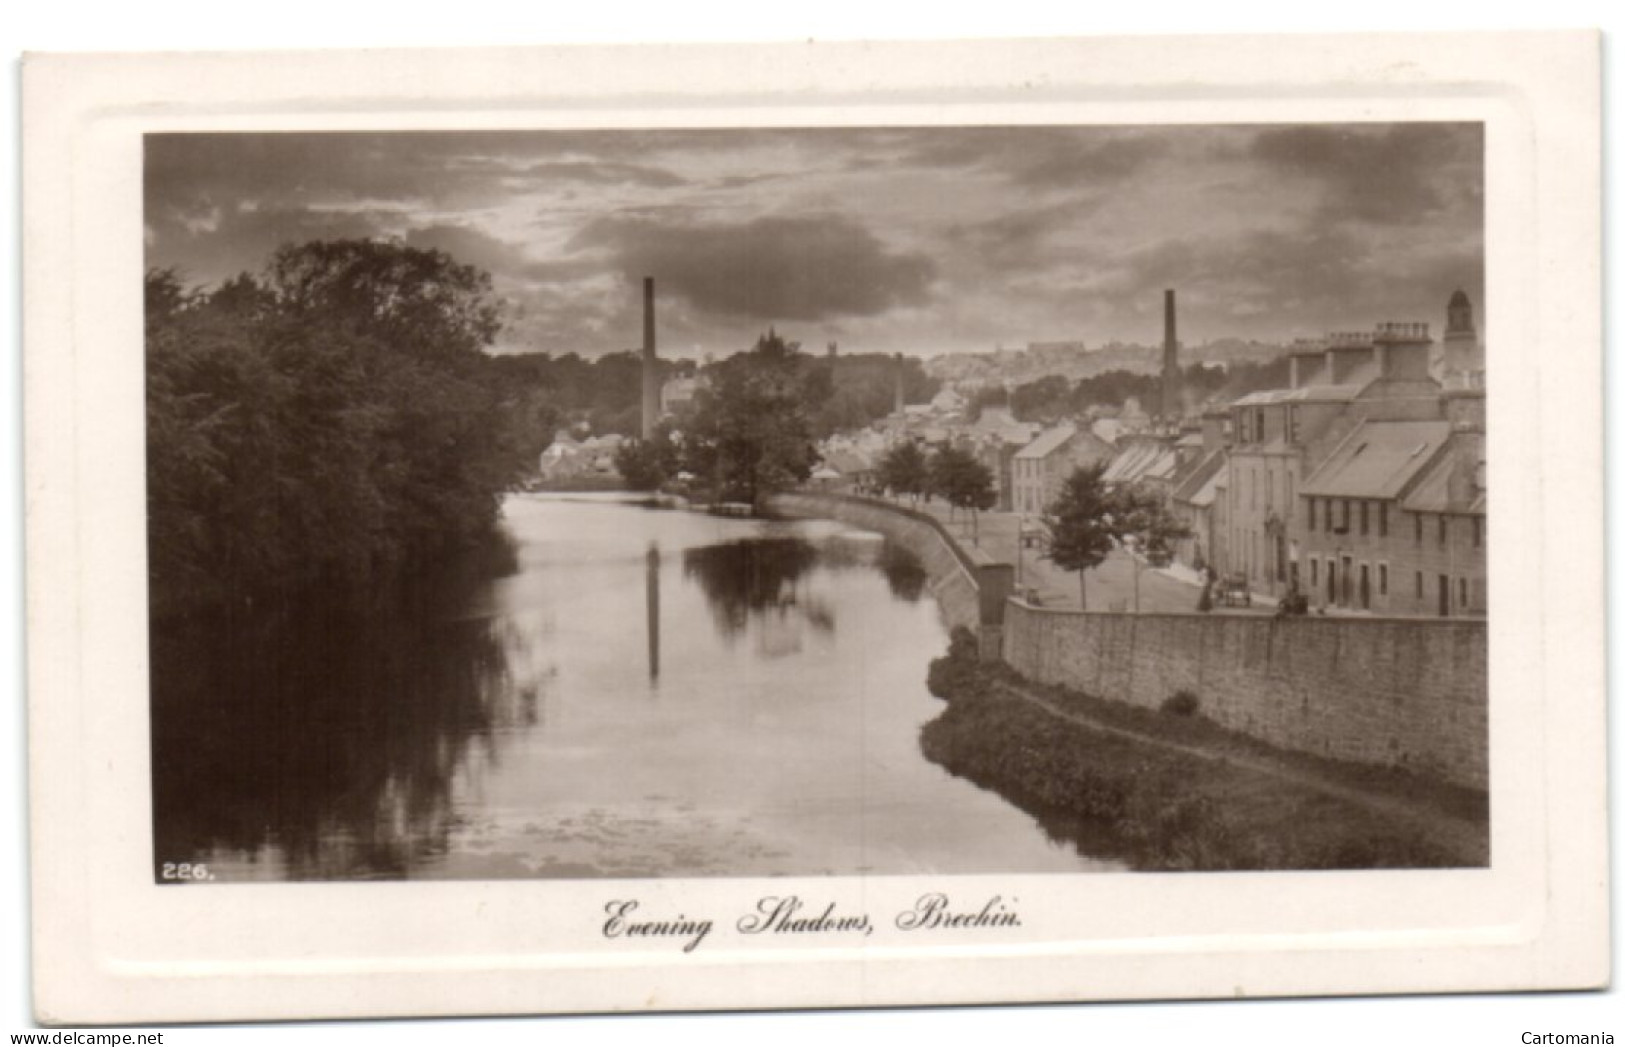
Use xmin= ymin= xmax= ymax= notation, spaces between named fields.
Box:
xmin=1214 ymin=290 xmax=1486 ymax=617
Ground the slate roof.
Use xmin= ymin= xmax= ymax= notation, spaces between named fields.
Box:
xmin=1102 ymin=439 xmax=1178 ymax=485
xmin=1400 ymin=438 xmax=1486 ymax=516
xmin=1170 ymin=449 xmax=1227 ymax=506
xmin=1013 ymin=424 xmax=1079 ymax=461
xmin=1299 ymin=420 xmax=1451 ymax=500
xmin=1231 ymin=383 xmax=1365 ymax=407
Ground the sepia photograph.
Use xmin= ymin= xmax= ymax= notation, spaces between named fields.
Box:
xmin=20 ymin=30 xmax=1606 ymax=1027
xmin=142 ymin=123 xmax=1490 ymax=882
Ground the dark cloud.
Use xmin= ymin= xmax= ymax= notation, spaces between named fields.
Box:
xmin=403 ymin=223 xmax=599 ymax=284
xmin=902 ymin=127 xmax=1169 ymax=188
xmin=571 ymin=213 xmax=936 ymax=322
xmin=146 ymin=202 xmax=391 ymax=287
xmin=1249 ymin=123 xmax=1482 ymax=225
xmin=517 ymin=161 xmax=688 ymax=188
xmin=1097 ymin=226 xmax=1483 ymax=338
xmin=946 ymin=197 xmax=1102 ymax=266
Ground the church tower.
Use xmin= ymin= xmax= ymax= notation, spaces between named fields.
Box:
xmin=1441 ymin=288 xmax=1483 ymax=390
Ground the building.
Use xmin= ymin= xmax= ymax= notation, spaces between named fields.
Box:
xmin=1011 ymin=424 xmax=1116 ymax=516
xmin=1223 ymin=321 xmax=1441 ymax=596
xmin=660 ymin=375 xmax=702 ymax=416
xmin=1212 ymin=290 xmax=1486 ymax=617
xmin=1297 ymin=419 xmax=1484 ymax=616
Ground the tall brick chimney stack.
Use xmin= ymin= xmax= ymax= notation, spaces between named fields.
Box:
xmin=641 ymin=277 xmax=658 ymax=440
xmin=1161 ymin=289 xmax=1181 ymax=421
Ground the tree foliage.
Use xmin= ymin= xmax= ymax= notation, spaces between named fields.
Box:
xmin=1041 ymin=463 xmax=1120 ymax=609
xmin=1041 ymin=466 xmax=1192 ymax=609
xmin=929 ymin=445 xmax=997 ymax=515
xmin=682 ymin=329 xmax=821 ymax=506
xmin=613 ymin=426 xmax=680 ymax=492
xmin=876 ymin=441 xmax=930 ymax=504
xmin=145 ymin=239 xmax=550 ymax=617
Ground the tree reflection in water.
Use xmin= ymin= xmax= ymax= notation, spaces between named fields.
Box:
xmin=877 ymin=542 xmax=928 ymax=603
xmin=681 ymin=538 xmax=835 ymax=648
xmin=149 ymin=591 xmax=549 ymax=881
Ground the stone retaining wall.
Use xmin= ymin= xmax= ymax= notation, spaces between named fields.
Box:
xmin=767 ymin=492 xmax=986 ymax=633
xmin=1003 ymin=600 xmax=1488 ymax=790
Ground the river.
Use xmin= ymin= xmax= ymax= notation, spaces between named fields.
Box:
xmin=150 ymin=493 xmax=1119 ymax=880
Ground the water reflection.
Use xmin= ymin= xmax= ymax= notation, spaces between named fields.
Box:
xmin=681 ymin=537 xmax=832 ymax=647
xmin=878 ymin=543 xmax=929 ymax=603
xmin=150 ymin=595 xmax=546 ymax=880
xmin=151 ymin=495 xmax=1118 ymax=880
xmin=646 ymin=542 xmax=661 ymax=681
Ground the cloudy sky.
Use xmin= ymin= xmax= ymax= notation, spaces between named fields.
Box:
xmin=145 ymin=123 xmax=1482 ymax=358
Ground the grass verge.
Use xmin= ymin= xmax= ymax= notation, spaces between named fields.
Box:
xmin=919 ymin=652 xmax=1485 ymax=870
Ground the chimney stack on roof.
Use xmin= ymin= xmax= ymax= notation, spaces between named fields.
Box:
xmin=1373 ymin=321 xmax=1433 ymax=380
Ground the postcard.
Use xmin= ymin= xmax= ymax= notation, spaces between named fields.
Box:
xmin=22 ymin=31 xmax=1607 ymax=1025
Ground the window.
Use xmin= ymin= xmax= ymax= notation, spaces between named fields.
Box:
xmin=1359 ymin=501 xmax=1369 ymax=536
xmin=1473 ymin=516 xmax=1482 ymax=548
xmin=1310 ymin=558 xmax=1319 ymax=587
xmin=1308 ymin=498 xmax=1317 ymax=532
xmin=1340 ymin=499 xmax=1350 ymax=532
xmin=1438 ymin=516 xmax=1447 ymax=547
xmin=1288 ymin=405 xmax=1301 ymax=445
xmin=1415 ymin=570 xmax=1423 ymax=599
xmin=1379 ymin=504 xmax=1388 ymax=538
xmin=1378 ymin=563 xmax=1388 ymax=596
xmin=1459 ymin=578 xmax=1469 ymax=609
xmin=1414 ymin=512 xmax=1423 ymax=543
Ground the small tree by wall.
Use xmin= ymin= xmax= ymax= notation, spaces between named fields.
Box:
xmin=1041 ymin=462 xmax=1118 ymax=609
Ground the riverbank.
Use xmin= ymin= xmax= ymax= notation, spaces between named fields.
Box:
xmin=920 ymin=652 xmax=1488 ymax=871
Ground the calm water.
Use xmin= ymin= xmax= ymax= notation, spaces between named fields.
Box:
xmin=151 ymin=493 xmax=1118 ymax=880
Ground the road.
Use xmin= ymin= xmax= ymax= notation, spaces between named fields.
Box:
xmin=910 ymin=497 xmax=1266 ymax=615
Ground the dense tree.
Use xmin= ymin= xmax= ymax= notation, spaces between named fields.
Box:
xmin=613 ymin=426 xmax=680 ymax=492
xmin=1109 ymin=482 xmax=1192 ymax=612
xmin=1040 ymin=462 xmax=1120 ymax=610
xmin=1010 ymin=374 xmax=1074 ymax=423
xmin=682 ymin=330 xmax=820 ymax=507
xmin=809 ymin=352 xmax=937 ymax=437
xmin=968 ymin=385 xmax=1010 ymax=418
xmin=876 ymin=441 xmax=930 ymax=506
xmin=929 ymin=445 xmax=997 ymax=543
xmin=145 ymin=239 xmax=546 ymax=617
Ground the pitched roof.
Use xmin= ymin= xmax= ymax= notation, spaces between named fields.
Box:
xmin=1299 ymin=420 xmax=1451 ymax=500
xmin=1102 ymin=439 xmax=1180 ymax=485
xmin=1400 ymin=436 xmax=1486 ymax=516
xmin=825 ymin=450 xmax=873 ymax=475
xmin=1231 ymin=383 xmax=1364 ymax=407
xmin=1014 ymin=424 xmax=1079 ymax=460
xmin=1170 ymin=449 xmax=1227 ymax=505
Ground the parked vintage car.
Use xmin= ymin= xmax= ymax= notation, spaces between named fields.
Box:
xmin=1215 ymin=573 xmax=1252 ymax=607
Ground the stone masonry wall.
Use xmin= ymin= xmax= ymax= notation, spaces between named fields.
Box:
xmin=768 ymin=493 xmax=983 ymax=633
xmin=1003 ymin=600 xmax=1488 ymax=790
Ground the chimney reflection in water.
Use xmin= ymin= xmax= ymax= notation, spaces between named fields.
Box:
xmin=646 ymin=541 xmax=661 ymax=682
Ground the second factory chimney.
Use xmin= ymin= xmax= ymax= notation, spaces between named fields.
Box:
xmin=1161 ymin=288 xmax=1181 ymax=422
xmin=641 ymin=277 xmax=658 ymax=440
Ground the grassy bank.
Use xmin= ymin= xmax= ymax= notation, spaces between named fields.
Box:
xmin=920 ymin=643 xmax=1485 ymax=870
